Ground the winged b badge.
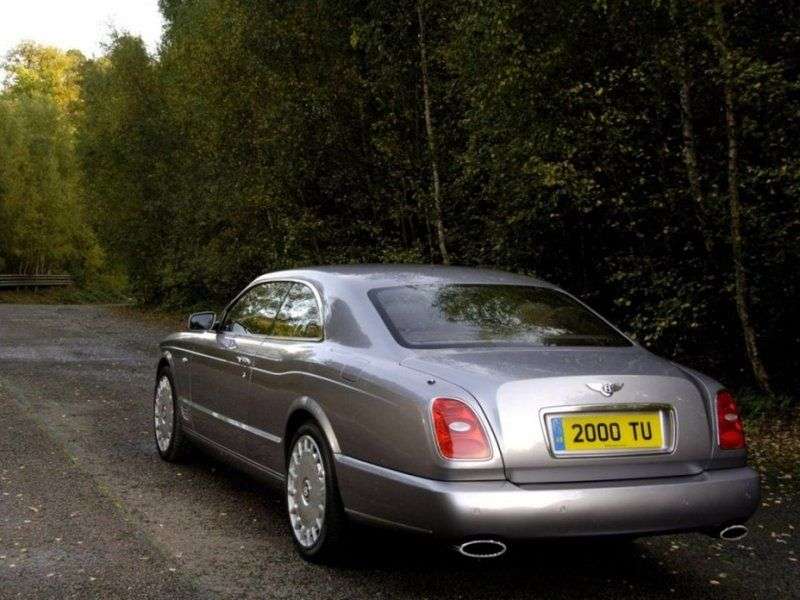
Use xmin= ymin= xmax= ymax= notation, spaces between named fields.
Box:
xmin=586 ymin=382 xmax=624 ymax=397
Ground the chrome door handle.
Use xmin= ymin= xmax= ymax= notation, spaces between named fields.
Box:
xmin=236 ymin=356 xmax=252 ymax=366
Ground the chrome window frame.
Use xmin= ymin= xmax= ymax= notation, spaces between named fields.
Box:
xmin=219 ymin=278 xmax=325 ymax=343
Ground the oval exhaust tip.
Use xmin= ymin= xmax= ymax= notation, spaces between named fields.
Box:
xmin=719 ymin=524 xmax=748 ymax=541
xmin=457 ymin=539 xmax=507 ymax=559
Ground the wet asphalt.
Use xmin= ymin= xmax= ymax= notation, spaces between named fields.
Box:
xmin=0 ymin=304 xmax=797 ymax=599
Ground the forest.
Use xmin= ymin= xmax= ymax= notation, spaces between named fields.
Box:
xmin=0 ymin=0 xmax=798 ymax=403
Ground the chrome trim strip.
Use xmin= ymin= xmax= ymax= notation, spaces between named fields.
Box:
xmin=181 ymin=398 xmax=282 ymax=444
xmin=344 ymin=508 xmax=433 ymax=534
xmin=183 ymin=427 xmax=285 ymax=482
xmin=162 ymin=345 xmax=386 ymax=401
xmin=164 ymin=346 xmax=233 ymax=365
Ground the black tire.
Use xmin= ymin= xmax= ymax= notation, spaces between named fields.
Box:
xmin=153 ymin=366 xmax=191 ymax=463
xmin=286 ymin=422 xmax=349 ymax=563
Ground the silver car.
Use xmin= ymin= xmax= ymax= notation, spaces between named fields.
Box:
xmin=153 ymin=265 xmax=759 ymax=562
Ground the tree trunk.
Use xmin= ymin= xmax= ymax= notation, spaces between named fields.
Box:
xmin=417 ymin=190 xmax=435 ymax=263
xmin=713 ymin=0 xmax=772 ymax=394
xmin=677 ymin=52 xmax=714 ymax=255
xmin=416 ymin=0 xmax=450 ymax=265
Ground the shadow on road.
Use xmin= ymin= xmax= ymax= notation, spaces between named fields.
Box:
xmin=186 ymin=449 xmax=709 ymax=599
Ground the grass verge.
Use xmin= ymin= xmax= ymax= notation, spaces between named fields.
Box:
xmin=108 ymin=304 xmax=187 ymax=331
xmin=0 ymin=285 xmax=131 ymax=305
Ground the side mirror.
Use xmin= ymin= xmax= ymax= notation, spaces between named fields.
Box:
xmin=188 ymin=311 xmax=216 ymax=331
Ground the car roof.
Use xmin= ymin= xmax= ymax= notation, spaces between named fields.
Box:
xmin=244 ymin=265 xmax=566 ymax=354
xmin=252 ymin=264 xmax=556 ymax=290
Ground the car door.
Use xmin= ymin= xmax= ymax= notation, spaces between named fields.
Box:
xmin=247 ymin=282 xmax=324 ymax=473
xmin=188 ymin=281 xmax=291 ymax=456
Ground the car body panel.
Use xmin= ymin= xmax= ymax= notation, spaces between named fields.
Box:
xmin=156 ymin=265 xmax=759 ymax=540
xmin=336 ymin=455 xmax=760 ymax=539
xmin=401 ymin=349 xmax=714 ymax=483
xmin=184 ymin=331 xmax=260 ymax=456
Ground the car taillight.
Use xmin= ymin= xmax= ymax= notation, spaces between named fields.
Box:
xmin=431 ymin=397 xmax=491 ymax=460
xmin=716 ymin=389 xmax=745 ymax=450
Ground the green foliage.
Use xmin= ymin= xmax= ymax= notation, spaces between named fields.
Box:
xmin=0 ymin=43 xmax=120 ymax=293
xmin=5 ymin=2 xmax=799 ymax=396
xmin=77 ymin=35 xmax=172 ymax=300
xmin=2 ymin=42 xmax=85 ymax=120
xmin=0 ymin=67 xmax=102 ymax=282
xmin=443 ymin=0 xmax=800 ymax=393
xmin=736 ymin=389 xmax=795 ymax=420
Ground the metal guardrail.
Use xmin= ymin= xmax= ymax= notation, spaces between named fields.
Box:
xmin=0 ymin=274 xmax=74 ymax=288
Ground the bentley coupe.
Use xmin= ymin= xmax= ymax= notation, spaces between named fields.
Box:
xmin=152 ymin=265 xmax=759 ymax=562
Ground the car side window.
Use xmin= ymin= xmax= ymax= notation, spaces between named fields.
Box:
xmin=272 ymin=283 xmax=323 ymax=339
xmin=222 ymin=282 xmax=292 ymax=335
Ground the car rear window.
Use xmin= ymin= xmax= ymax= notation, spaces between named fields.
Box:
xmin=368 ymin=284 xmax=631 ymax=348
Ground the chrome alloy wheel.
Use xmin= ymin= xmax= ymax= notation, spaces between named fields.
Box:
xmin=287 ymin=434 xmax=327 ymax=548
xmin=154 ymin=376 xmax=174 ymax=453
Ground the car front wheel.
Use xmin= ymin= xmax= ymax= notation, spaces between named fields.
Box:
xmin=153 ymin=367 xmax=191 ymax=462
xmin=286 ymin=422 xmax=348 ymax=563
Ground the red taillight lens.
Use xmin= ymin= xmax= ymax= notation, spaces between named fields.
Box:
xmin=716 ymin=389 xmax=745 ymax=450
xmin=431 ymin=397 xmax=491 ymax=460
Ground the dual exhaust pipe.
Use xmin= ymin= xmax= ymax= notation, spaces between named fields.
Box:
xmin=455 ymin=525 xmax=748 ymax=559
xmin=717 ymin=524 xmax=748 ymax=541
xmin=456 ymin=539 xmax=508 ymax=559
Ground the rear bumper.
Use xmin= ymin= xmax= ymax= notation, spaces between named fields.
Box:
xmin=335 ymin=456 xmax=760 ymax=540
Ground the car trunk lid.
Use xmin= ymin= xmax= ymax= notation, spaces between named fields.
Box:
xmin=402 ymin=347 xmax=713 ymax=484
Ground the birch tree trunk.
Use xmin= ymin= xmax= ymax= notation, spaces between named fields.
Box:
xmin=417 ymin=0 xmax=450 ymax=265
xmin=713 ymin=0 xmax=772 ymax=394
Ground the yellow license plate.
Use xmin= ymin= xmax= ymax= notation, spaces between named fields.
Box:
xmin=550 ymin=412 xmax=664 ymax=454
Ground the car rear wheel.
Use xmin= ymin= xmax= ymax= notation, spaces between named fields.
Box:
xmin=153 ymin=367 xmax=191 ymax=462
xmin=286 ymin=422 xmax=348 ymax=563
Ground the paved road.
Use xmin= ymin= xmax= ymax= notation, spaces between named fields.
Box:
xmin=0 ymin=304 xmax=797 ymax=599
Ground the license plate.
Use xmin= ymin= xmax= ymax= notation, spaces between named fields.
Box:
xmin=549 ymin=411 xmax=665 ymax=455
